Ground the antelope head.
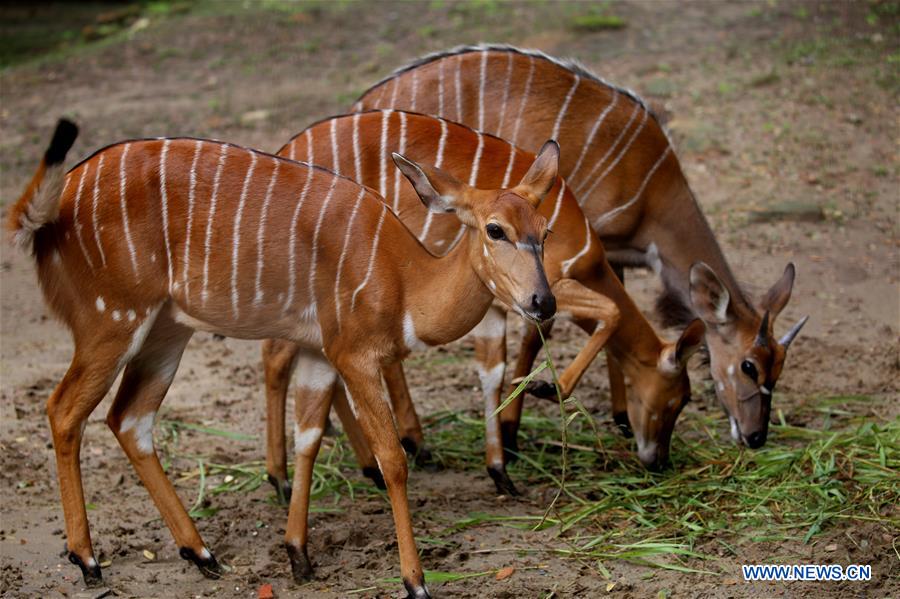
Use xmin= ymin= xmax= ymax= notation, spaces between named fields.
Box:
xmin=392 ymin=141 xmax=558 ymax=322
xmin=690 ymin=262 xmax=809 ymax=448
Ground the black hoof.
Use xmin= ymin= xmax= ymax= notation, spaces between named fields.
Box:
xmin=400 ymin=436 xmax=419 ymax=457
xmin=286 ymin=543 xmax=313 ymax=582
xmin=66 ymin=547 xmax=103 ymax=587
xmin=403 ymin=577 xmax=432 ymax=599
xmin=613 ymin=412 xmax=633 ymax=438
xmin=413 ymin=446 xmax=442 ymax=472
xmin=526 ymin=379 xmax=557 ymax=400
xmin=500 ymin=422 xmax=520 ymax=464
xmin=179 ymin=547 xmax=222 ymax=579
xmin=487 ymin=465 xmax=519 ymax=496
xmin=267 ymin=474 xmax=293 ymax=505
xmin=362 ymin=466 xmax=386 ymax=490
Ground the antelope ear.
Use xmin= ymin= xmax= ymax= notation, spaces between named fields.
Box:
xmin=392 ymin=153 xmax=476 ymax=224
xmin=689 ymin=262 xmax=731 ymax=327
xmin=760 ymin=263 xmax=795 ymax=319
xmin=659 ymin=318 xmax=706 ymax=374
xmin=514 ymin=140 xmax=559 ymax=206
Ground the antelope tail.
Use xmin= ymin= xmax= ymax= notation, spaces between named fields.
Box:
xmin=7 ymin=119 xmax=78 ymax=250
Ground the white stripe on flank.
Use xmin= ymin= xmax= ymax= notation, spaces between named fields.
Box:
xmin=389 ymin=77 xmax=399 ymax=106
xmin=202 ymin=144 xmax=229 ymax=304
xmin=71 ymin=168 xmax=91 ymax=267
xmin=547 ymin=180 xmax=566 ymax=229
xmin=254 ymin=159 xmax=280 ymax=305
xmin=329 ymin=118 xmax=340 ymax=175
xmin=379 ymin=110 xmax=391 ymax=197
xmin=510 ymin=56 xmax=535 ymax=145
xmin=307 ymin=177 xmax=338 ymax=314
xmin=418 ymin=119 xmax=449 ymax=243
xmin=393 ymin=111 xmax=408 ymax=213
xmin=289 ymin=137 xmax=296 ymax=161
xmin=575 ymin=102 xmax=640 ymax=195
xmin=582 ymin=109 xmax=649 ymax=199
xmin=454 ymin=53 xmax=463 ymax=122
xmin=468 ymin=132 xmax=484 ymax=187
xmin=477 ymin=49 xmax=487 ymax=131
xmin=351 ymin=203 xmax=387 ymax=310
xmin=569 ymin=90 xmax=619 ymax=186
xmin=500 ymin=143 xmax=516 ymax=188
xmin=352 ymin=113 xmax=362 ymax=182
xmin=593 ymin=146 xmax=671 ymax=231
xmin=561 ymin=216 xmax=593 ymax=277
xmin=182 ymin=140 xmax=203 ymax=304
xmin=230 ymin=151 xmax=258 ymax=318
xmin=437 ymin=60 xmax=445 ymax=118
xmin=410 ymin=69 xmax=418 ymax=111
xmin=118 ymin=146 xmax=138 ymax=276
xmin=283 ymin=134 xmax=315 ymax=315
xmin=551 ymin=74 xmax=580 ymax=141
xmin=91 ymin=154 xmax=107 ymax=267
xmin=333 ymin=188 xmax=366 ymax=328
xmin=159 ymin=140 xmax=174 ymax=287
xmin=496 ymin=51 xmax=513 ymax=137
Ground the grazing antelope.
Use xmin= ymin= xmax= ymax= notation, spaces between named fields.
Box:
xmin=9 ymin=120 xmax=559 ymax=597
xmin=262 ymin=110 xmax=706 ymax=503
xmin=354 ymin=43 xmax=808 ymax=450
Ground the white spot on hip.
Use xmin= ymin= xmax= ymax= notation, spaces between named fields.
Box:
xmin=119 ymin=411 xmax=156 ymax=454
xmin=112 ymin=310 xmax=121 ymax=322
xmin=127 ymin=309 xmax=136 ymax=322
xmin=96 ymin=296 xmax=106 ymax=313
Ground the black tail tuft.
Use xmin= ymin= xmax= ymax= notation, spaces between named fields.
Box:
xmin=44 ymin=119 xmax=79 ymax=166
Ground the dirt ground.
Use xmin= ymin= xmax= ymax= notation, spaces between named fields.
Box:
xmin=0 ymin=1 xmax=897 ymax=597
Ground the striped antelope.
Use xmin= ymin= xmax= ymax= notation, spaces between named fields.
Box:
xmin=262 ymin=110 xmax=706 ymax=502
xmin=354 ymin=44 xmax=808 ymax=450
xmin=8 ymin=120 xmax=559 ymax=597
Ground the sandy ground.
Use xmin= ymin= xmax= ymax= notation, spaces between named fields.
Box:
xmin=1 ymin=1 xmax=898 ymax=597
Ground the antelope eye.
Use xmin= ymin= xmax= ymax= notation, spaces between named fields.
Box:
xmin=740 ymin=360 xmax=758 ymax=381
xmin=486 ymin=223 xmax=506 ymax=241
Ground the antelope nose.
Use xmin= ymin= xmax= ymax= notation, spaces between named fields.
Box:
xmin=531 ymin=293 xmax=556 ymax=321
xmin=746 ymin=431 xmax=767 ymax=449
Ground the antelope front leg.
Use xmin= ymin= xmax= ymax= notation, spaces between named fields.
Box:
xmin=336 ymin=356 xmax=428 ymax=598
xmin=331 ymin=382 xmax=384 ymax=489
xmin=106 ymin=314 xmax=222 ymax=578
xmin=382 ymin=362 xmax=433 ymax=468
xmin=470 ymin=307 xmax=516 ymax=495
xmin=262 ymin=339 xmax=301 ymax=504
xmin=284 ymin=350 xmax=339 ymax=581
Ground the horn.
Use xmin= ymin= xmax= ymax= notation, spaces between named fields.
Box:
xmin=754 ymin=311 xmax=770 ymax=347
xmin=779 ymin=315 xmax=809 ymax=349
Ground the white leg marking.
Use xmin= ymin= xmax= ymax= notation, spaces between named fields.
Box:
xmin=393 ymin=111 xmax=408 ymax=213
xmin=551 ymin=74 xmax=580 ymax=141
xmin=495 ymin=51 xmax=513 ymax=137
xmin=254 ymin=159 xmax=280 ymax=306
xmin=293 ymin=424 xmax=323 ymax=455
xmin=569 ymin=91 xmax=619 ymax=186
xmin=283 ymin=146 xmax=315 ymax=315
xmin=561 ymin=217 xmax=593 ymax=277
xmin=202 ymin=144 xmax=229 ymax=305
xmin=547 ymin=181 xmax=566 ymax=229
xmin=379 ymin=110 xmax=391 ymax=198
xmin=329 ymin=117 xmax=340 ymax=175
xmin=73 ymin=165 xmax=96 ymax=269
xmin=182 ymin=140 xmax=203 ymax=304
xmin=477 ymin=49 xmax=487 ymax=131
xmin=159 ymin=140 xmax=174 ymax=288
xmin=352 ymin=112 xmax=362 ymax=182
xmin=96 ymin=296 xmax=106 ymax=313
xmin=468 ymin=132 xmax=484 ymax=187
xmin=470 ymin=308 xmax=506 ymax=339
xmin=334 ymin=188 xmax=366 ymax=328
xmin=478 ymin=361 xmax=506 ymax=462
xmin=230 ymin=151 xmax=258 ymax=318
xmin=510 ymin=56 xmax=535 ymax=145
xmin=307 ymin=178 xmax=339 ymax=314
xmin=120 ymin=412 xmax=156 ymax=455
xmin=593 ymin=146 xmax=671 ymax=230
xmin=294 ymin=357 xmax=337 ymax=391
xmin=90 ymin=154 xmax=107 ymax=267
xmin=583 ymin=109 xmax=649 ymax=198
xmin=500 ymin=141 xmax=517 ymax=189
xmin=351 ymin=203 xmax=387 ymax=310
xmin=575 ymin=103 xmax=641 ymax=195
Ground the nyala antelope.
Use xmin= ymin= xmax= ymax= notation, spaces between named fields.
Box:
xmin=9 ymin=119 xmax=559 ymax=598
xmin=262 ymin=110 xmax=706 ymax=504
xmin=354 ymin=44 xmax=809 ymax=450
